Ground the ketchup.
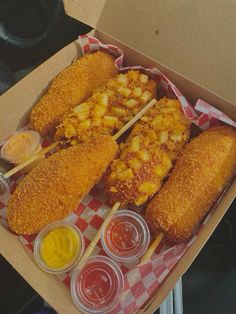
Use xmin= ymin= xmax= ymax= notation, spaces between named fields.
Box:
xmin=102 ymin=210 xmax=150 ymax=262
xmin=72 ymin=256 xmax=124 ymax=313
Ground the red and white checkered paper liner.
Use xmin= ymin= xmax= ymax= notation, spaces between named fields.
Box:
xmin=0 ymin=35 xmax=235 ymax=314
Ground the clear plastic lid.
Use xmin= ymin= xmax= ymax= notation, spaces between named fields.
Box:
xmin=71 ymin=256 xmax=124 ymax=314
xmin=101 ymin=210 xmax=150 ymax=263
xmin=0 ymin=174 xmax=9 ymax=200
xmin=1 ymin=130 xmax=42 ymax=164
xmin=34 ymin=221 xmax=84 ymax=275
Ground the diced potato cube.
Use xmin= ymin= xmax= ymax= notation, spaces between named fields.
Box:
xmin=97 ymin=93 xmax=109 ymax=107
xmin=164 ymin=107 xmax=176 ymax=114
xmin=167 ymin=99 xmax=180 ymax=108
xmin=171 ymin=133 xmax=182 ymax=143
xmin=139 ymin=150 xmax=151 ymax=161
xmin=140 ymin=91 xmax=152 ymax=103
xmin=92 ymin=105 xmax=107 ymax=117
xmin=105 ymin=89 xmax=114 ymax=97
xmin=132 ymin=87 xmax=142 ymax=98
xmin=124 ymin=98 xmax=138 ymax=108
xmin=79 ymin=119 xmax=91 ymax=130
xmin=135 ymin=195 xmax=148 ymax=206
xmin=76 ymin=110 xmax=89 ymax=121
xmin=117 ymin=168 xmax=133 ymax=181
xmin=138 ymin=182 xmax=157 ymax=194
xmin=103 ymin=115 xmax=118 ymax=127
xmin=115 ymin=160 xmax=127 ymax=172
xmin=154 ymin=165 xmax=166 ymax=177
xmin=159 ymin=131 xmax=168 ymax=143
xmin=73 ymin=102 xmax=90 ymax=114
xmin=131 ymin=136 xmax=141 ymax=152
xmin=117 ymin=74 xmax=128 ymax=85
xmin=140 ymin=116 xmax=150 ymax=122
xmin=93 ymin=118 xmax=102 ymax=127
xmin=128 ymin=158 xmax=141 ymax=170
xmin=162 ymin=155 xmax=172 ymax=170
xmin=139 ymin=74 xmax=149 ymax=84
xmin=107 ymin=79 xmax=119 ymax=89
xmin=117 ymin=86 xmax=131 ymax=98
xmin=111 ymin=107 xmax=126 ymax=117
xmin=109 ymin=186 xmax=117 ymax=192
xmin=64 ymin=124 xmax=76 ymax=138
xmin=127 ymin=70 xmax=139 ymax=81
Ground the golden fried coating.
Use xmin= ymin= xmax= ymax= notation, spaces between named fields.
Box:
xmin=105 ymin=98 xmax=191 ymax=206
xmin=30 ymin=51 xmax=118 ymax=136
xmin=54 ymin=70 xmax=157 ymax=144
xmin=145 ymin=125 xmax=236 ymax=243
xmin=7 ymin=135 xmax=118 ymax=235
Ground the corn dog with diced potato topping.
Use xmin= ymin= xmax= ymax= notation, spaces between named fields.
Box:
xmin=30 ymin=51 xmax=118 ymax=137
xmin=7 ymin=135 xmax=118 ymax=235
xmin=145 ymin=125 xmax=236 ymax=243
xmin=54 ymin=70 xmax=157 ymax=143
xmin=105 ymin=97 xmax=191 ymax=206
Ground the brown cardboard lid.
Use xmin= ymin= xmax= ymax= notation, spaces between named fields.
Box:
xmin=64 ymin=0 xmax=236 ymax=105
xmin=63 ymin=0 xmax=106 ymax=27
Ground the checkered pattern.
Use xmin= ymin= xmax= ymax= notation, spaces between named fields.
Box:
xmin=0 ymin=35 xmax=235 ymax=314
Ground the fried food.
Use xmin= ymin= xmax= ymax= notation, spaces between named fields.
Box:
xmin=54 ymin=70 xmax=157 ymax=144
xmin=7 ymin=135 xmax=118 ymax=235
xmin=30 ymin=51 xmax=118 ymax=137
xmin=145 ymin=125 xmax=236 ymax=243
xmin=105 ymin=98 xmax=191 ymax=206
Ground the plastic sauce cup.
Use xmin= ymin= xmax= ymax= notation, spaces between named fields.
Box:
xmin=0 ymin=174 xmax=9 ymax=200
xmin=34 ymin=221 xmax=84 ymax=274
xmin=0 ymin=130 xmax=42 ymax=166
xmin=101 ymin=210 xmax=150 ymax=263
xmin=71 ymin=256 xmax=124 ymax=314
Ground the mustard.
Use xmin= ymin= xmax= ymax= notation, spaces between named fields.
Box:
xmin=41 ymin=227 xmax=80 ymax=269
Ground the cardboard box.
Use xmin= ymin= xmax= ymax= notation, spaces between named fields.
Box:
xmin=0 ymin=1 xmax=236 ymax=313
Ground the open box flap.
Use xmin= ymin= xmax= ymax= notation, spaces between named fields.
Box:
xmin=63 ymin=0 xmax=106 ymax=27
xmin=64 ymin=0 xmax=236 ymax=105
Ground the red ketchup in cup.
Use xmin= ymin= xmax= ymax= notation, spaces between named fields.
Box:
xmin=71 ymin=256 xmax=123 ymax=314
xmin=101 ymin=210 xmax=150 ymax=263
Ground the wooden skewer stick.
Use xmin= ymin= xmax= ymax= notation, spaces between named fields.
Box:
xmin=3 ymin=99 xmax=157 ymax=180
xmin=140 ymin=232 xmax=164 ymax=263
xmin=113 ymin=99 xmax=157 ymax=141
xmin=76 ymin=201 xmax=121 ymax=270
xmin=74 ymin=99 xmax=157 ymax=270
xmin=3 ymin=141 xmax=60 ymax=179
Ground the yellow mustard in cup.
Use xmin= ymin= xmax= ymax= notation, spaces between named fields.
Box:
xmin=34 ymin=222 xmax=84 ymax=274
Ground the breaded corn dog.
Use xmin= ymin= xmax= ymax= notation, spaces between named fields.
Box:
xmin=30 ymin=51 xmax=118 ymax=136
xmin=105 ymin=98 xmax=190 ymax=206
xmin=54 ymin=70 xmax=157 ymax=143
xmin=145 ymin=126 xmax=236 ymax=243
xmin=7 ymin=135 xmax=117 ymax=235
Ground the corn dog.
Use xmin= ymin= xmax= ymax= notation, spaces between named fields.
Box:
xmin=145 ymin=125 xmax=236 ymax=243
xmin=7 ymin=135 xmax=117 ymax=235
xmin=105 ymin=98 xmax=191 ymax=206
xmin=54 ymin=70 xmax=157 ymax=143
xmin=30 ymin=51 xmax=118 ymax=137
